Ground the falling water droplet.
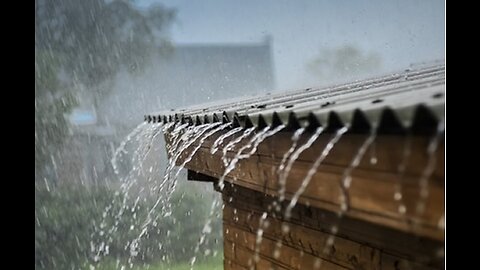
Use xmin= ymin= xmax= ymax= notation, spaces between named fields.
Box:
xmin=284 ymin=127 xmax=347 ymax=219
xmin=273 ymin=248 xmax=281 ymax=259
xmin=438 ymin=215 xmax=445 ymax=230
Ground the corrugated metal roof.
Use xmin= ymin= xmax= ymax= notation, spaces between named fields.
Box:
xmin=145 ymin=64 xmax=445 ymax=134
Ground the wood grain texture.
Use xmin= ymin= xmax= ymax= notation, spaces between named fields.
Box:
xmin=222 ymin=184 xmax=443 ymax=270
xmin=167 ymin=129 xmax=444 ymax=240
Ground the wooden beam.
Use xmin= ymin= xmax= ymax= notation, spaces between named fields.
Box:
xmin=223 ymin=184 xmax=443 ymax=270
xmin=166 ymin=130 xmax=444 ymax=241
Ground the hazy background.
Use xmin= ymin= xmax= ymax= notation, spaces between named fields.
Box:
xmin=35 ymin=1 xmax=445 ymax=269
xmin=137 ymin=0 xmax=445 ymax=90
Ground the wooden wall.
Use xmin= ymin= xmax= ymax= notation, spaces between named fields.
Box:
xmin=222 ymin=184 xmax=443 ymax=270
xmin=177 ymin=131 xmax=444 ymax=241
xmin=167 ymin=129 xmax=445 ymax=269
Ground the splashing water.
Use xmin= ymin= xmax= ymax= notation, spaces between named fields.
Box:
xmin=321 ymin=129 xmax=377 ymax=258
xmin=111 ymin=123 xmax=154 ymax=175
xmin=252 ymin=126 xmax=325 ymax=267
xmin=369 ymin=139 xmax=378 ymax=165
xmin=154 ymin=123 xmax=230 ymax=223
xmin=278 ymin=127 xmax=324 ymax=203
xmin=91 ymin=122 xmax=164 ymax=268
xmin=254 ymin=127 xmax=305 ymax=217
xmin=277 ymin=127 xmax=306 ymax=175
xmin=394 ymin=135 xmax=412 ymax=216
xmin=438 ymin=215 xmax=445 ymax=230
xmin=161 ymin=124 xmax=215 ymax=193
xmin=221 ymin=127 xmax=256 ymax=167
xmin=415 ymin=122 xmax=444 ymax=217
xmin=164 ymin=123 xmax=191 ymax=160
xmin=338 ymin=130 xmax=377 ymax=213
xmin=111 ymin=122 xmax=148 ymax=175
xmin=165 ymin=123 xmax=225 ymax=195
xmin=91 ymin=121 xmax=226 ymax=269
xmin=217 ymin=125 xmax=285 ymax=191
xmin=251 ymin=211 xmax=268 ymax=266
xmin=173 ymin=123 xmax=231 ymax=180
xmin=189 ymin=197 xmax=222 ymax=270
xmin=257 ymin=127 xmax=347 ymax=264
xmin=93 ymin=113 xmax=442 ymax=270
xmin=239 ymin=125 xmax=286 ymax=159
xmin=128 ymin=123 xmax=224 ymax=262
xmin=216 ymin=127 xmax=256 ymax=186
xmin=211 ymin=127 xmax=244 ymax=154
xmin=285 ymin=127 xmax=348 ymax=219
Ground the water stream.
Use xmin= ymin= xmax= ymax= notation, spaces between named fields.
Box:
xmin=415 ymin=122 xmax=444 ymax=217
xmin=91 ymin=122 xmax=165 ymax=269
xmin=320 ymin=129 xmax=377 ymax=260
xmin=253 ymin=127 xmax=347 ymax=266
xmin=394 ymin=135 xmax=412 ymax=216
xmin=91 ymin=115 xmax=443 ymax=270
xmin=285 ymin=127 xmax=348 ymax=219
xmin=277 ymin=127 xmax=324 ymax=203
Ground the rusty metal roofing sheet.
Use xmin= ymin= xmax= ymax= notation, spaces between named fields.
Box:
xmin=145 ymin=64 xmax=445 ymax=134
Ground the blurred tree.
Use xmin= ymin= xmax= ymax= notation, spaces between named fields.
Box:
xmin=35 ymin=51 xmax=76 ymax=183
xmin=307 ymin=44 xmax=381 ymax=82
xmin=35 ymin=0 xmax=175 ymax=92
xmin=35 ymin=183 xmax=222 ymax=269
xmin=35 ymin=0 xmax=175 ymax=183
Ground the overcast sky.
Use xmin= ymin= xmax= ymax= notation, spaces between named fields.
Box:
xmin=136 ymin=0 xmax=445 ymax=90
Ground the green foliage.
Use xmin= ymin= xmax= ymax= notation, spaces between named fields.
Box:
xmin=35 ymin=183 xmax=223 ymax=270
xmin=35 ymin=51 xmax=77 ymax=182
xmin=161 ymin=186 xmax=223 ymax=263
xmin=35 ymin=0 xmax=175 ymax=90
xmin=35 ymin=0 xmax=175 ymax=181
xmin=90 ymin=255 xmax=223 ymax=270
xmin=35 ymin=184 xmax=114 ymax=270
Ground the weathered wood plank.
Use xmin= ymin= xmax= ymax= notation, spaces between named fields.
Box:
xmin=225 ymin=238 xmax=292 ymax=270
xmin=181 ymin=145 xmax=443 ymax=240
xmin=169 ymin=130 xmax=444 ymax=179
xmin=224 ymin=224 xmax=349 ymax=270
xmin=224 ymin=258 xmax=249 ymax=270
xmin=224 ymin=208 xmax=381 ymax=269
xmin=222 ymin=184 xmax=443 ymax=269
xmin=380 ymin=253 xmax=442 ymax=270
